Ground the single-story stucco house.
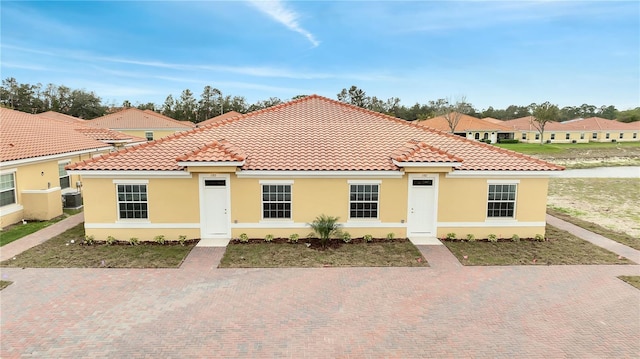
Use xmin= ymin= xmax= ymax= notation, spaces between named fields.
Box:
xmin=68 ymin=95 xmax=564 ymax=245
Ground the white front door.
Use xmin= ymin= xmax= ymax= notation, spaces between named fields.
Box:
xmin=201 ymin=176 xmax=230 ymax=238
xmin=407 ymin=175 xmax=437 ymax=237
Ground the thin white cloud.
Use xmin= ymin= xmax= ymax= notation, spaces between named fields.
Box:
xmin=248 ymin=0 xmax=320 ymax=47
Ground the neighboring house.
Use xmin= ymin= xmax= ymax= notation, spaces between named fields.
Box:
xmin=198 ymin=111 xmax=243 ymax=127
xmin=416 ymin=112 xmax=514 ymax=144
xmin=563 ymin=117 xmax=640 ymax=142
xmin=503 ymin=116 xmax=587 ymax=144
xmin=0 ymin=108 xmax=116 ymax=228
xmin=504 ymin=116 xmax=640 ymax=143
xmin=36 ymin=111 xmax=86 ymax=123
xmin=482 ymin=117 xmax=504 ymax=125
xmin=87 ymin=108 xmax=195 ymax=141
xmin=68 ymin=95 xmax=562 ymax=245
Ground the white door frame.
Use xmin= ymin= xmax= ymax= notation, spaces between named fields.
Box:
xmin=406 ymin=173 xmax=439 ymax=237
xmin=199 ymin=173 xmax=231 ymax=239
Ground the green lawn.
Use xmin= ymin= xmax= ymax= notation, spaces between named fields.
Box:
xmin=495 ymin=141 xmax=640 ymax=155
xmin=443 ymin=225 xmax=634 ymax=266
xmin=0 ymin=223 xmax=197 ymax=268
xmin=219 ymin=239 xmax=428 ymax=268
xmin=0 ymin=208 xmax=83 ymax=247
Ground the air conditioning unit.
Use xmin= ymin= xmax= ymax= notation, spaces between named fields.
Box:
xmin=63 ymin=192 xmax=83 ymax=209
xmin=611 ymin=139 xmax=617 ymax=143
xmin=571 ymin=140 xmax=577 ymax=143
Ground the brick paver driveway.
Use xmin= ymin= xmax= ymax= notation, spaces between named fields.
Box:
xmin=1 ymin=247 xmax=639 ymax=358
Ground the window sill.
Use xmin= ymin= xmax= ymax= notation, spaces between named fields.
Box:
xmin=0 ymin=203 xmax=23 ymax=216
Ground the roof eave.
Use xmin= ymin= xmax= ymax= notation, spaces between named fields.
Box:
xmin=392 ymin=160 xmax=462 ymax=168
xmin=176 ymin=160 xmax=245 ymax=167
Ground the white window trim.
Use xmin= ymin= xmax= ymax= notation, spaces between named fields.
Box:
xmin=145 ymin=131 xmax=154 ymax=141
xmin=486 ymin=182 xmax=518 ymax=219
xmin=58 ymin=160 xmax=71 ymax=189
xmin=0 ymin=171 xmax=17 ymax=208
xmin=348 ymin=182 xmax=380 ymax=221
xmin=260 ymin=182 xmax=293 ymax=221
xmin=115 ymin=182 xmax=149 ymax=221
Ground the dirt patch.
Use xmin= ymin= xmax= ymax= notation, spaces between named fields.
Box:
xmin=547 ymin=178 xmax=640 ymax=238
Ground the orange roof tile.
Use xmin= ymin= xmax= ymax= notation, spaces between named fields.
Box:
xmin=416 ymin=112 xmax=513 ymax=132
xmin=1 ymin=108 xmax=111 ymax=162
xmin=391 ymin=140 xmax=462 ymax=164
xmin=68 ymin=95 xmax=562 ymax=172
xmin=503 ymin=116 xmax=577 ymax=131
xmin=198 ymin=111 xmax=243 ymax=127
xmin=563 ymin=117 xmax=640 ymax=131
xmin=86 ymin=108 xmax=195 ymax=129
xmin=177 ymin=140 xmax=246 ymax=163
xmin=36 ymin=111 xmax=86 ymax=123
xmin=482 ymin=117 xmax=504 ymax=124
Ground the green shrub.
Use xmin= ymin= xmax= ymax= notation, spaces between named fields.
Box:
xmin=238 ymin=233 xmax=249 ymax=243
xmin=83 ymin=235 xmax=95 ymax=246
xmin=498 ymin=139 xmax=519 ymax=144
xmin=386 ymin=232 xmax=395 ymax=240
xmin=288 ymin=233 xmax=299 ymax=243
xmin=487 ymin=234 xmax=498 ymax=243
xmin=446 ymin=232 xmax=456 ymax=241
xmin=178 ymin=235 xmax=187 ymax=246
xmin=128 ymin=237 xmax=139 ymax=246
xmin=363 ymin=234 xmax=373 ymax=243
xmin=264 ymin=234 xmax=274 ymax=242
xmin=511 ymin=234 xmax=520 ymax=242
xmin=535 ymin=234 xmax=545 ymax=242
xmin=342 ymin=232 xmax=352 ymax=243
xmin=154 ymin=235 xmax=166 ymax=244
xmin=308 ymin=214 xmax=341 ymax=248
xmin=105 ymin=236 xmax=117 ymax=245
xmin=466 ymin=234 xmax=476 ymax=242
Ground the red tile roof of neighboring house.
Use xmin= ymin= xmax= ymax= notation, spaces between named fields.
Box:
xmin=86 ymin=108 xmax=195 ymax=129
xmin=68 ymin=95 xmax=562 ymax=172
xmin=36 ymin=111 xmax=86 ymax=123
xmin=198 ymin=111 xmax=243 ymax=127
xmin=563 ymin=117 xmax=640 ymax=131
xmin=73 ymin=127 xmax=147 ymax=144
xmin=1 ymin=108 xmax=111 ymax=162
xmin=482 ymin=117 xmax=504 ymax=124
xmin=503 ymin=116 xmax=577 ymax=131
xmin=416 ymin=112 xmax=513 ymax=132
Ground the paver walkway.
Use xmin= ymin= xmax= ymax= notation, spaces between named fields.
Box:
xmin=1 ymin=215 xmax=639 ymax=357
xmin=547 ymin=214 xmax=640 ymax=263
xmin=0 ymin=213 xmax=84 ymax=262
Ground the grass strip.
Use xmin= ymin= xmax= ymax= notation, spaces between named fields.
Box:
xmin=547 ymin=208 xmax=640 ymax=251
xmin=618 ymin=276 xmax=640 ymax=290
xmin=0 ymin=224 xmax=197 ymax=268
xmin=219 ymin=239 xmax=428 ymax=268
xmin=443 ymin=225 xmax=634 ymax=266
xmin=0 ymin=280 xmax=12 ymax=290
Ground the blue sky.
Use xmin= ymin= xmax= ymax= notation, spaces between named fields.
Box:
xmin=2 ymin=1 xmax=639 ymax=110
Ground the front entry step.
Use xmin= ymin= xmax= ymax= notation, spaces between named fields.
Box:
xmin=196 ymin=238 xmax=231 ymax=247
xmin=409 ymin=237 xmax=442 ymax=245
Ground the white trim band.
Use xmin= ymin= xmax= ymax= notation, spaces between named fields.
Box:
xmin=437 ymin=221 xmax=546 ymax=228
xmin=237 ymin=170 xmax=403 ymax=178
xmin=67 ymin=170 xmax=192 ymax=178
xmin=446 ymin=171 xmax=562 ymax=178
xmin=178 ymin=161 xmax=245 ymax=167
xmin=2 ymin=147 xmax=113 ymax=168
xmin=85 ymin=223 xmax=200 ymax=229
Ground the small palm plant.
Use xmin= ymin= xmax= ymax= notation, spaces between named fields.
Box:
xmin=308 ymin=214 xmax=341 ymax=249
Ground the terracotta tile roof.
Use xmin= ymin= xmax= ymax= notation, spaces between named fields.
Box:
xmin=198 ymin=111 xmax=243 ymax=127
xmin=416 ymin=112 xmax=513 ymax=132
xmin=36 ymin=111 xmax=86 ymax=123
xmin=68 ymin=95 xmax=563 ymax=172
xmin=391 ymin=140 xmax=462 ymax=164
xmin=176 ymin=140 xmax=246 ymax=163
xmin=563 ymin=117 xmax=640 ymax=131
xmin=86 ymin=108 xmax=195 ymax=130
xmin=73 ymin=127 xmax=147 ymax=144
xmin=482 ymin=117 xmax=504 ymax=124
xmin=1 ymin=108 xmax=110 ymax=162
xmin=503 ymin=116 xmax=577 ymax=131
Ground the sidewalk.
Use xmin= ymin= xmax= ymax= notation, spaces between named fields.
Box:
xmin=547 ymin=214 xmax=640 ymax=263
xmin=0 ymin=213 xmax=84 ymax=262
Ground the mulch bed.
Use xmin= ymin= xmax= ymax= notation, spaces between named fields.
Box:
xmin=232 ymin=237 xmax=410 ymax=250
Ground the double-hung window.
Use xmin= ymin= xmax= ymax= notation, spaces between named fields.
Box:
xmin=487 ymin=183 xmax=517 ymax=218
xmin=117 ymin=183 xmax=148 ymax=219
xmin=0 ymin=172 xmax=16 ymax=207
xmin=58 ymin=161 xmax=71 ymax=189
xmin=349 ymin=183 xmax=379 ymax=219
xmin=262 ymin=184 xmax=292 ymax=219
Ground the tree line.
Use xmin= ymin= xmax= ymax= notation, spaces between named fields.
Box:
xmin=1 ymin=78 xmax=638 ymax=123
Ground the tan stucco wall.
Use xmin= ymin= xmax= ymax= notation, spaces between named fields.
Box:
xmin=0 ymin=208 xmax=24 ymax=229
xmin=519 ymin=130 xmax=638 ymax=143
xmin=82 ymin=171 xmax=552 ymax=241
xmin=22 ymin=188 xmax=63 ymax=221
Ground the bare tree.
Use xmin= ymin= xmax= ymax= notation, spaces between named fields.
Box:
xmin=531 ymin=101 xmax=560 ymax=144
xmin=430 ymin=96 xmax=469 ymax=133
